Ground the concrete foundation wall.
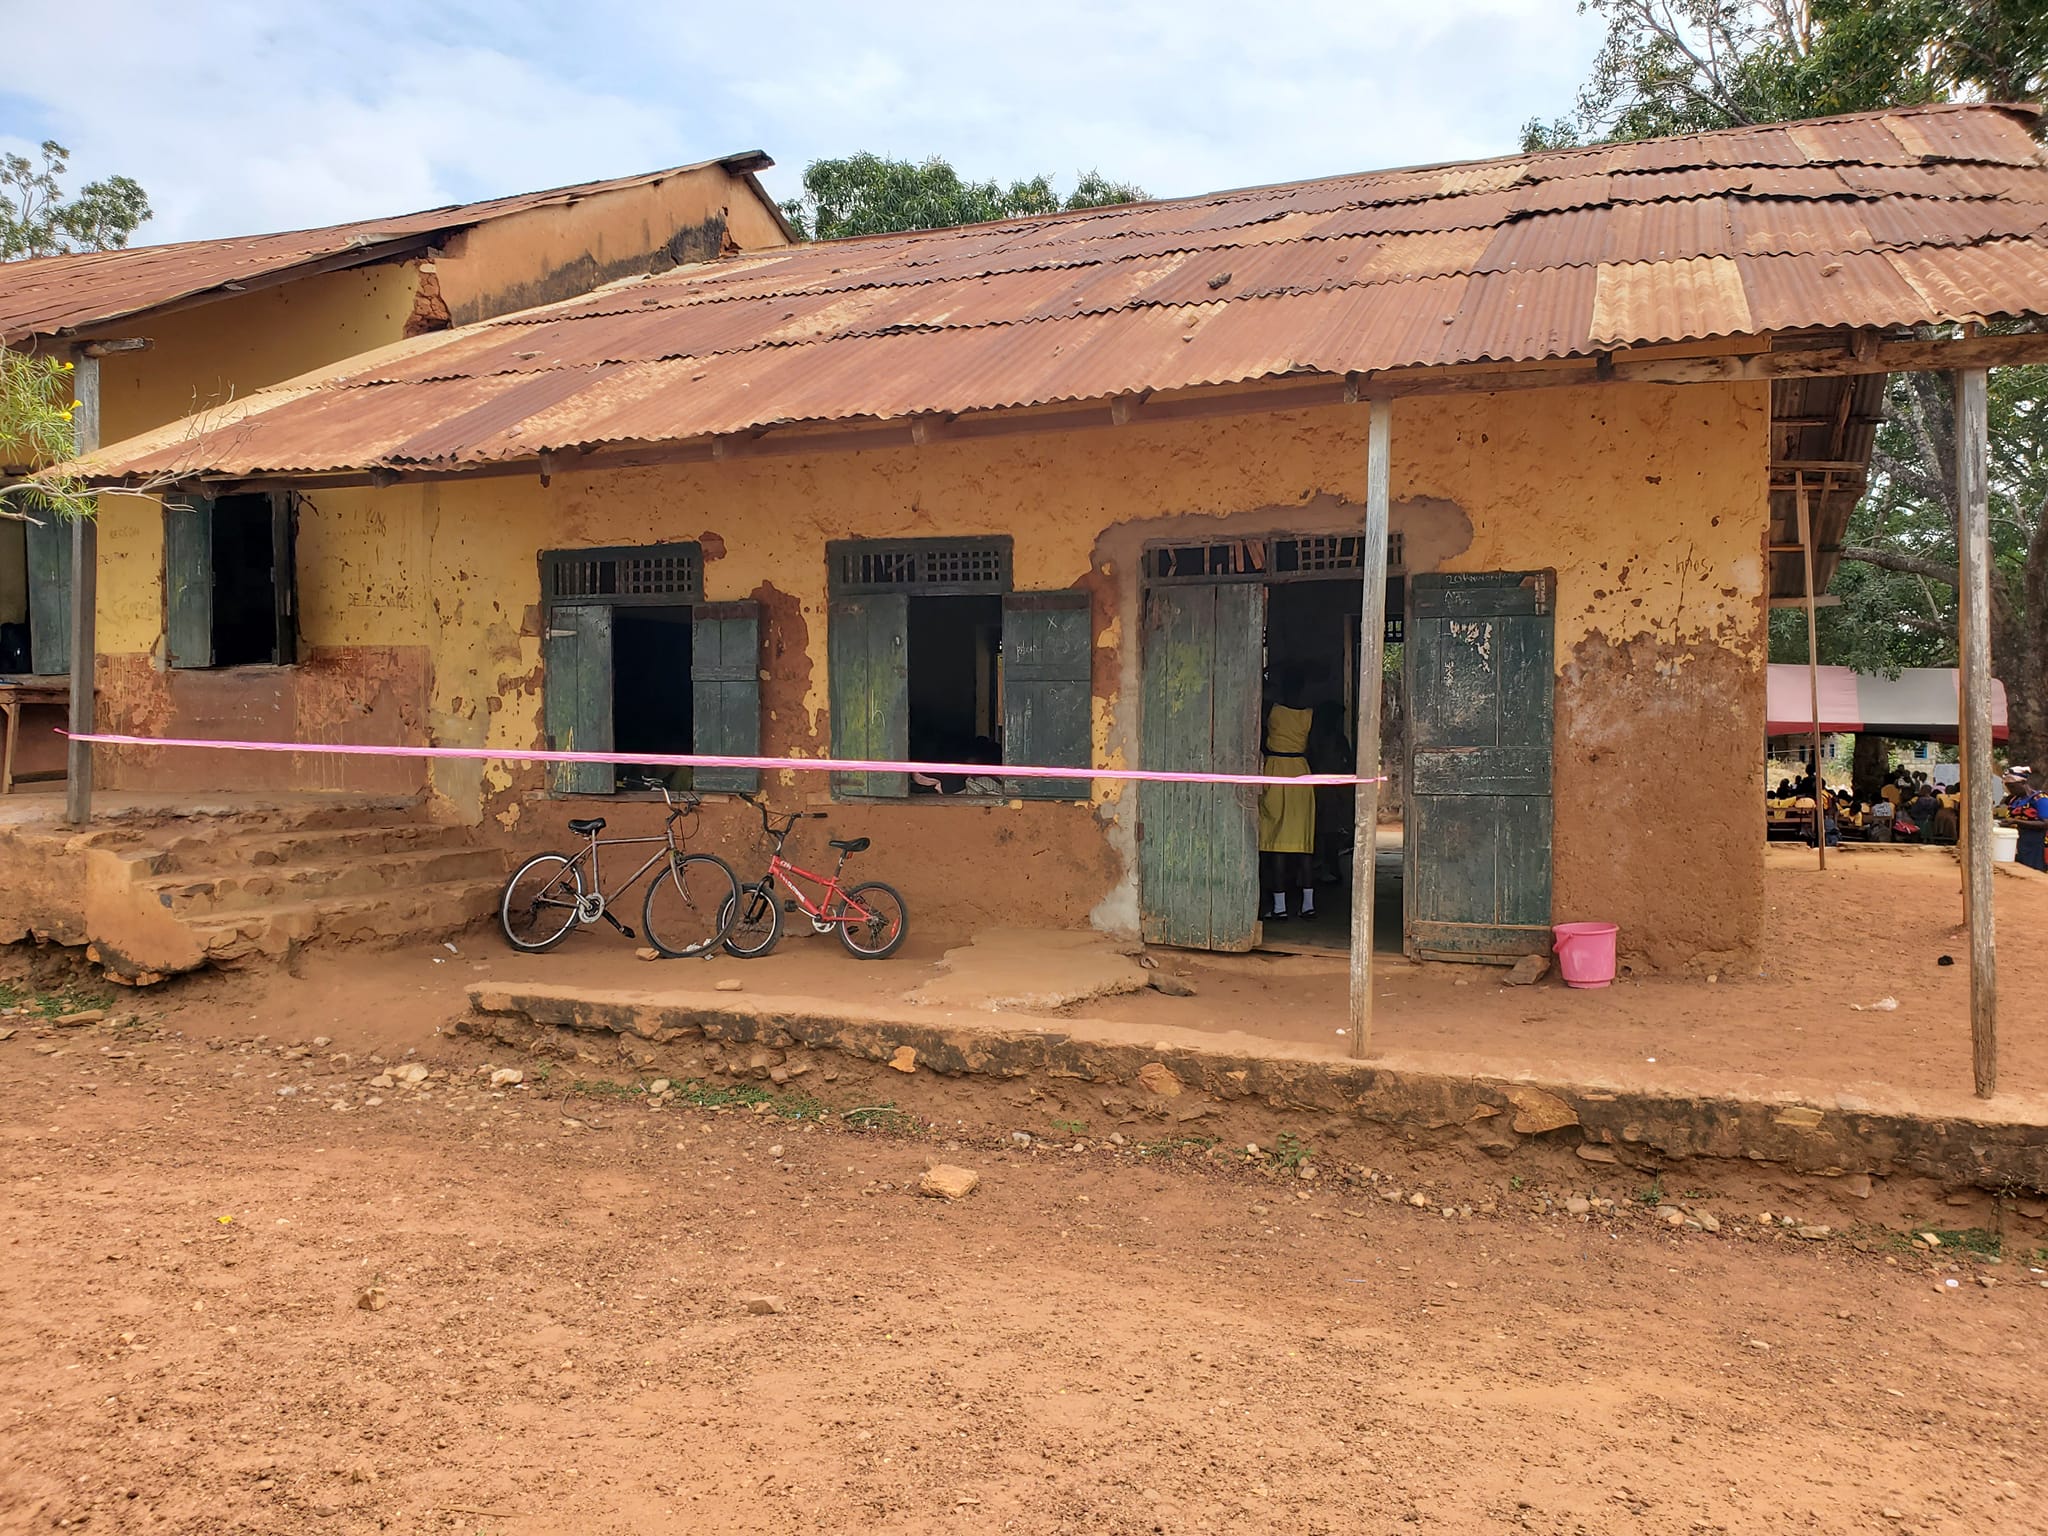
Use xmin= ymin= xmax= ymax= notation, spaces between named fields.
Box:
xmin=95 ymin=381 xmax=1770 ymax=966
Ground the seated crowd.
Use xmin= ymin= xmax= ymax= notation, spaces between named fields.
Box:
xmin=1767 ymin=764 xmax=2048 ymax=847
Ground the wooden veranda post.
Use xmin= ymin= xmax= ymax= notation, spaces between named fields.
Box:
xmin=1794 ymin=478 xmax=1825 ymax=868
xmin=64 ymin=352 xmax=100 ymax=826
xmin=1955 ymin=367 xmax=1998 ymax=1097
xmin=1348 ymin=398 xmax=1392 ymax=1058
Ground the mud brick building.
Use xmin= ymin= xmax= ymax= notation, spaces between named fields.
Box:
xmin=45 ymin=103 xmax=2048 ymax=982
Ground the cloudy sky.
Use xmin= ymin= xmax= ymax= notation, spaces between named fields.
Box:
xmin=3 ymin=1 xmax=1606 ymax=245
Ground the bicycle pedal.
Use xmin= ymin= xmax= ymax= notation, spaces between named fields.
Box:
xmin=783 ymin=900 xmax=799 ymax=913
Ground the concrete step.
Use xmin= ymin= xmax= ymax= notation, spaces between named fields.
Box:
xmin=140 ymin=845 xmax=511 ymax=916
xmin=187 ymin=875 xmax=509 ymax=965
xmin=139 ymin=822 xmax=487 ymax=878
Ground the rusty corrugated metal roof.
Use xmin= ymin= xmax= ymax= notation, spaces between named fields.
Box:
xmin=75 ymin=103 xmax=2048 ymax=483
xmin=0 ymin=153 xmax=779 ymax=346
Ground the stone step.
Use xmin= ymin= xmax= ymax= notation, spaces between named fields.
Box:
xmin=138 ymin=821 xmax=480 ymax=878
xmin=187 ymin=876 xmax=509 ymax=965
xmin=141 ymin=845 xmax=511 ymax=916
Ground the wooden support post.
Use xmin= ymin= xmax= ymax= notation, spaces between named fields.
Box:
xmin=1349 ymin=398 xmax=1392 ymax=1059
xmin=1795 ymin=478 xmax=1825 ymax=868
xmin=64 ymin=353 xmax=100 ymax=826
xmin=1954 ymin=367 xmax=1998 ymax=1098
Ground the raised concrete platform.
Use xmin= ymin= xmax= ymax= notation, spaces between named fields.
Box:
xmin=2 ymin=793 xmax=507 ymax=982
xmin=464 ymin=979 xmax=2048 ymax=1196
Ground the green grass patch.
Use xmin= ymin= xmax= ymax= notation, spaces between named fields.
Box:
xmin=840 ymin=1103 xmax=918 ymax=1136
xmin=1268 ymin=1131 xmax=1315 ymax=1172
xmin=1048 ymin=1117 xmax=1089 ymax=1136
xmin=667 ymin=1078 xmax=828 ymax=1121
xmin=1136 ymin=1134 xmax=1216 ymax=1159
xmin=1891 ymin=1226 xmax=2003 ymax=1259
xmin=1635 ymin=1179 xmax=1668 ymax=1207
xmin=0 ymin=979 xmax=116 ymax=1020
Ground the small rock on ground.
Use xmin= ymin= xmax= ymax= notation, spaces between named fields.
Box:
xmin=888 ymin=1046 xmax=918 ymax=1073
xmin=920 ymin=1164 xmax=980 ymax=1200
xmin=1502 ymin=954 xmax=1550 ymax=987
xmin=714 ymin=978 xmax=745 ymax=992
xmin=1146 ymin=972 xmax=1198 ymax=997
xmin=740 ymin=1293 xmax=785 ymax=1315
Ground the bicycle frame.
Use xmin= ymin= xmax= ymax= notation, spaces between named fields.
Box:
xmin=530 ymin=782 xmax=699 ymax=934
xmin=744 ymin=801 xmax=882 ymax=927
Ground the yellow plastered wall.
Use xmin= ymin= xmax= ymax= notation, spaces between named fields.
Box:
xmin=92 ymin=264 xmax=425 ymax=657
xmin=435 ymin=165 xmax=790 ymax=325
xmin=316 ymin=378 xmax=1765 ymax=962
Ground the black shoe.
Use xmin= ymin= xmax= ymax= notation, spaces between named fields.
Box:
xmin=1265 ymin=909 xmax=1291 ymax=922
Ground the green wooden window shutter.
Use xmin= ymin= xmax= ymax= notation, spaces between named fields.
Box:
xmin=1002 ymin=591 xmax=1092 ymax=799
xmin=543 ymin=602 xmax=615 ymax=795
xmin=691 ymin=601 xmax=760 ymax=794
xmin=165 ymin=494 xmax=215 ymax=670
xmin=271 ymin=494 xmax=298 ymax=666
xmin=827 ymin=593 xmax=908 ymax=798
xmin=23 ymin=506 xmax=71 ymax=677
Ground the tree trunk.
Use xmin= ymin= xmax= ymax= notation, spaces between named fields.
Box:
xmin=1851 ymin=734 xmax=1890 ymax=803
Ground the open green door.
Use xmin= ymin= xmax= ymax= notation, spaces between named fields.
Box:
xmin=1404 ymin=572 xmax=1554 ymax=960
xmin=1139 ymin=582 xmax=1263 ymax=952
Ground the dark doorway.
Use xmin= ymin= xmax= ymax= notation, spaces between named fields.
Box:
xmin=907 ymin=593 xmax=1002 ymax=774
xmin=611 ymin=606 xmax=693 ymax=790
xmin=1258 ymin=574 xmax=1404 ymax=954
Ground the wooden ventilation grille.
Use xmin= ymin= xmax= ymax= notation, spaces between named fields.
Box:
xmin=1145 ymin=532 xmax=1404 ymax=583
xmin=829 ymin=537 xmax=1012 ymax=595
xmin=543 ymin=542 xmax=702 ymax=606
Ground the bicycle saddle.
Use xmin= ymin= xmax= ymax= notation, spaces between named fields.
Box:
xmin=568 ymin=817 xmax=606 ymax=836
xmin=829 ymin=836 xmax=870 ymax=854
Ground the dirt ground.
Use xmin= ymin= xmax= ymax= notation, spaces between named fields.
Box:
xmin=4 ymin=989 xmax=2047 ymax=1536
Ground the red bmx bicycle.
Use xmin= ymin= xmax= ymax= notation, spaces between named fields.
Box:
xmin=723 ymin=799 xmax=909 ymax=960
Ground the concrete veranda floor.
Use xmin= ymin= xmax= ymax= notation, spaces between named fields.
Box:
xmin=140 ymin=843 xmax=2048 ymax=1130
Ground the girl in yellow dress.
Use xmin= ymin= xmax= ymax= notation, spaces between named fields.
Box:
xmin=1259 ymin=666 xmax=1317 ymax=920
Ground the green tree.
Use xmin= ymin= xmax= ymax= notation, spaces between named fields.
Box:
xmin=780 ymin=153 xmax=1146 ymax=241
xmin=2 ymin=143 xmax=152 ymax=523
xmin=1533 ymin=0 xmax=2048 ymax=764
xmin=2 ymin=140 xmax=152 ymax=260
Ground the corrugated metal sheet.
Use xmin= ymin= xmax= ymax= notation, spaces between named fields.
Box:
xmin=0 ymin=153 xmax=777 ymax=345
xmin=74 ymin=102 xmax=2048 ymax=483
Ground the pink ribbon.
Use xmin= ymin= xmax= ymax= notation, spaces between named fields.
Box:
xmin=61 ymin=731 xmax=1383 ymax=788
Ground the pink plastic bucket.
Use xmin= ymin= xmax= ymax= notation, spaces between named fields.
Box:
xmin=1552 ymin=922 xmax=1619 ymax=988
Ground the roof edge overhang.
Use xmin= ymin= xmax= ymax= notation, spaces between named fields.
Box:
xmin=74 ymin=322 xmax=2048 ymax=497
xmin=3 ymin=149 xmax=787 ymax=348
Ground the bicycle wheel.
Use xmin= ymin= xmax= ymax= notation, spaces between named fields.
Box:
xmin=500 ymin=853 xmax=583 ymax=952
xmin=832 ymin=881 xmax=909 ymax=959
xmin=720 ymin=882 xmax=783 ymax=959
xmin=642 ymin=853 xmax=740 ymax=959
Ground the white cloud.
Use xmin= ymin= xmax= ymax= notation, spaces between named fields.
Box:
xmin=2 ymin=0 xmax=1604 ymax=243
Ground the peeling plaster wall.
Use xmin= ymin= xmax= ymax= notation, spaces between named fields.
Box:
xmin=434 ymin=164 xmax=790 ymax=326
xmin=99 ymin=379 xmax=1768 ymax=959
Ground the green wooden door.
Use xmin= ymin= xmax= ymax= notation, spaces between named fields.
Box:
xmin=23 ymin=511 xmax=70 ymax=676
xmin=1002 ymin=590 xmax=1092 ymax=800
xmin=692 ymin=602 xmax=761 ymax=794
xmin=1404 ymin=572 xmax=1554 ymax=961
xmin=1139 ymin=582 xmax=1263 ymax=951
xmin=543 ymin=603 xmax=614 ymax=795
xmin=828 ymin=594 xmax=909 ymax=798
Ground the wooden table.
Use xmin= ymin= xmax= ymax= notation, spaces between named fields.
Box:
xmin=0 ymin=679 xmax=70 ymax=795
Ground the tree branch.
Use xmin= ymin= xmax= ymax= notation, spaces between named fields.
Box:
xmin=1840 ymin=544 xmax=1959 ymax=586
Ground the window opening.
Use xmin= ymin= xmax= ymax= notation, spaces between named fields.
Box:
xmin=210 ymin=494 xmax=286 ymax=667
xmin=611 ymin=606 xmax=695 ymax=792
xmin=907 ymin=594 xmax=1004 ymax=794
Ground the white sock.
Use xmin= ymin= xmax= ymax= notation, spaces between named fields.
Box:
xmin=1271 ymin=893 xmax=1288 ymax=916
xmin=1300 ymin=888 xmax=1316 ymax=916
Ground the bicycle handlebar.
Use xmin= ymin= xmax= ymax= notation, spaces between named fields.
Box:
xmin=616 ymin=773 xmax=701 ymax=816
